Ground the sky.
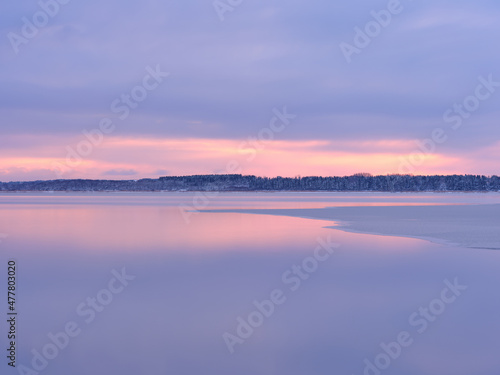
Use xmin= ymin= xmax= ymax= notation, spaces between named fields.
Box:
xmin=1 ymin=0 xmax=500 ymax=181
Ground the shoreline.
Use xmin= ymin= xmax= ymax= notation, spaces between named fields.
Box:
xmin=0 ymin=190 xmax=499 ymax=194
xmin=201 ymin=204 xmax=500 ymax=250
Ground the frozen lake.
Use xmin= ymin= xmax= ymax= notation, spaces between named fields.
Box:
xmin=1 ymin=192 xmax=499 ymax=375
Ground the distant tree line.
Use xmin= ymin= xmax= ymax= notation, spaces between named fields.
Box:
xmin=1 ymin=174 xmax=499 ymax=192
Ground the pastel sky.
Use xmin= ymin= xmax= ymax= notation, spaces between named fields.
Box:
xmin=1 ymin=0 xmax=499 ymax=181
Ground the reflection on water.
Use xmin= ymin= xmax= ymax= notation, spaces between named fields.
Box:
xmin=0 ymin=192 xmax=499 ymax=375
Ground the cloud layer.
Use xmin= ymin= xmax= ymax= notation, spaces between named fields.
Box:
xmin=1 ymin=0 xmax=499 ymax=180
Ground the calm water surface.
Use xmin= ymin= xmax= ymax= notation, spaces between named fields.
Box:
xmin=0 ymin=192 xmax=499 ymax=375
